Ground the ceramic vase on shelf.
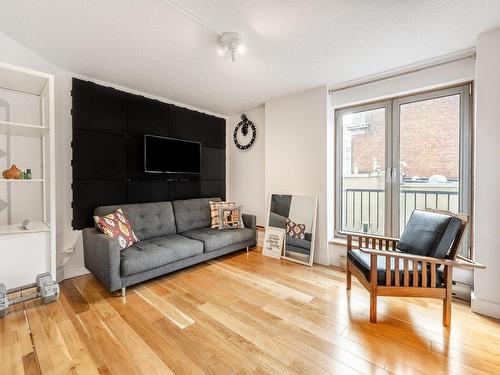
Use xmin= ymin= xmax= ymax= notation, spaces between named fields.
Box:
xmin=2 ymin=164 xmax=22 ymax=179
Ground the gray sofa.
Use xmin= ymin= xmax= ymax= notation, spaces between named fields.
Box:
xmin=83 ymin=197 xmax=256 ymax=294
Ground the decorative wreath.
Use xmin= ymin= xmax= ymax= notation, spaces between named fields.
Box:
xmin=233 ymin=113 xmax=256 ymax=150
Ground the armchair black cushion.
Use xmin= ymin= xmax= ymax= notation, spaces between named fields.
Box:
xmin=347 ymin=249 xmax=444 ymax=287
xmin=397 ymin=210 xmax=462 ymax=258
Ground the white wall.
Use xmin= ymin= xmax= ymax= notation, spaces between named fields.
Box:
xmin=0 ymin=32 xmax=226 ymax=280
xmin=472 ymin=26 xmax=500 ymax=319
xmin=226 ymin=107 xmax=266 ymax=226
xmin=265 ymin=86 xmax=330 ymax=265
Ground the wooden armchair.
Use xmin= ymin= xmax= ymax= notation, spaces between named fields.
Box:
xmin=342 ymin=209 xmax=485 ymax=326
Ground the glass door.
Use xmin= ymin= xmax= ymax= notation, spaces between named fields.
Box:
xmin=336 ymin=102 xmax=391 ymax=236
xmin=392 ymin=86 xmax=471 ymax=254
xmin=335 ymin=84 xmax=471 ymax=255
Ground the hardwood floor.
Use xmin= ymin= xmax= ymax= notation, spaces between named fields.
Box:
xmin=1 ymin=248 xmax=500 ymax=374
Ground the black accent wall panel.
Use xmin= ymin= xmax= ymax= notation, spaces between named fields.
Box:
xmin=201 ymin=180 xmax=226 ymax=199
xmin=72 ymin=129 xmax=127 ymax=180
xmin=169 ymin=181 xmax=201 ymax=201
xmin=72 ymin=80 xmax=127 ymax=134
xmin=128 ymin=95 xmax=169 ymax=137
xmin=127 ymin=180 xmax=170 ymax=204
xmin=72 ymin=78 xmax=226 ymax=229
xmin=168 ymin=105 xmax=204 ymax=142
xmin=201 ymin=147 xmax=225 ymax=180
xmin=202 ymin=113 xmax=226 ymax=149
xmin=72 ymin=180 xmax=128 ymax=229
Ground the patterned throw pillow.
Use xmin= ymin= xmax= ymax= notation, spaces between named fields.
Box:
xmin=218 ymin=206 xmax=244 ymax=229
xmin=286 ymin=218 xmax=306 ymax=239
xmin=209 ymin=201 xmax=237 ymax=228
xmin=94 ymin=208 xmax=139 ymax=250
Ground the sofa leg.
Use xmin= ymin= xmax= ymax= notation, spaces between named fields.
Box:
xmin=121 ymin=287 xmax=126 ymax=297
xmin=346 ymin=270 xmax=352 ymax=290
xmin=246 ymin=246 xmax=249 ymax=253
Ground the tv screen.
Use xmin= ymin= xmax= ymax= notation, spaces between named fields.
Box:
xmin=144 ymin=135 xmax=201 ymax=174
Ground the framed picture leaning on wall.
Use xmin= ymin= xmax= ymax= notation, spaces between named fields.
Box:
xmin=266 ymin=193 xmax=318 ymax=266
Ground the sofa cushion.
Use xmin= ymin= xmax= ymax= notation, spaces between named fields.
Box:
xmin=398 ymin=210 xmax=463 ymax=258
xmin=218 ymin=205 xmax=244 ymax=229
xmin=94 ymin=208 xmax=139 ymax=250
xmin=348 ymin=249 xmax=444 ymax=287
xmin=120 ymin=234 xmax=203 ymax=276
xmin=173 ymin=197 xmax=220 ymax=233
xmin=95 ymin=202 xmax=176 ymax=241
xmin=182 ymin=227 xmax=254 ymax=252
xmin=209 ymin=200 xmax=236 ymax=228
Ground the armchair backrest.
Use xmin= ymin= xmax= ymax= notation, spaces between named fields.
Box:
xmin=397 ymin=209 xmax=468 ymax=260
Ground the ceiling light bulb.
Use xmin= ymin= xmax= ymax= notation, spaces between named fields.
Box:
xmin=217 ymin=46 xmax=227 ymax=56
xmin=237 ymin=44 xmax=246 ymax=55
xmin=217 ymin=32 xmax=244 ymax=62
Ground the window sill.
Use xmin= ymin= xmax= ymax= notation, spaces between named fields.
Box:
xmin=329 ymin=237 xmax=348 ymax=247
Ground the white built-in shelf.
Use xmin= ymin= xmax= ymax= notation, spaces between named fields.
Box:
xmin=0 ymin=221 xmax=50 ymax=235
xmin=0 ymin=120 xmax=48 ymax=137
xmin=0 ymin=178 xmax=43 ymax=183
xmin=0 ymin=62 xmax=50 ymax=96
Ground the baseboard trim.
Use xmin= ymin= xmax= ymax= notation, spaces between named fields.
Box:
xmin=471 ymin=292 xmax=500 ymax=319
xmin=314 ymin=254 xmax=330 ymax=266
xmin=63 ymin=265 xmax=90 ymax=280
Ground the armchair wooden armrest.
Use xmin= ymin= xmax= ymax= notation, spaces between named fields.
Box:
xmin=338 ymin=231 xmax=399 ymax=243
xmin=453 ymin=255 xmax=486 ymax=269
xmin=359 ymin=247 xmax=445 ymax=263
xmin=359 ymin=247 xmax=485 ymax=269
xmin=339 ymin=231 xmax=400 ymax=251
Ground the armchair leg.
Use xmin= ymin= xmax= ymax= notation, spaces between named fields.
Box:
xmin=121 ymin=287 xmax=126 ymax=297
xmin=443 ymin=296 xmax=451 ymax=327
xmin=370 ymin=292 xmax=377 ymax=323
xmin=369 ymin=254 xmax=378 ymax=323
xmin=346 ymin=269 xmax=352 ymax=290
xmin=443 ymin=266 xmax=453 ymax=326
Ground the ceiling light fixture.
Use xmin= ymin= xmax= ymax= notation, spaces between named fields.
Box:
xmin=217 ymin=32 xmax=245 ymax=62
xmin=163 ymin=0 xmax=245 ymax=62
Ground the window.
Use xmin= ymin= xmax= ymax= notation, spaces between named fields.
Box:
xmin=335 ymin=84 xmax=472 ymax=256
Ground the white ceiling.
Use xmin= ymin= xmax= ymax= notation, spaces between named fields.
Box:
xmin=1 ymin=0 xmax=500 ymax=115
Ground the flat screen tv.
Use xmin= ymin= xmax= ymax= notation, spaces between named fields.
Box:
xmin=144 ymin=134 xmax=201 ymax=174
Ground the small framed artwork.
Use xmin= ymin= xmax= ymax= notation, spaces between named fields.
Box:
xmin=263 ymin=227 xmax=285 ymax=259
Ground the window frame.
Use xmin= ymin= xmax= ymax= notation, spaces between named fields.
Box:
xmin=334 ymin=83 xmax=473 ymax=256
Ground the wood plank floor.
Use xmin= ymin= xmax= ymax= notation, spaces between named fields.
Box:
xmin=1 ymin=248 xmax=500 ymax=374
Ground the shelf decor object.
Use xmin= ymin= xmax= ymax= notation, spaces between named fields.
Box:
xmin=2 ymin=164 xmax=21 ymax=179
xmin=0 ymin=61 xmax=56 ymax=288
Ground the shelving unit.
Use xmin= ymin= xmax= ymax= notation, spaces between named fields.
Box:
xmin=0 ymin=178 xmax=44 ymax=183
xmin=0 ymin=221 xmax=50 ymax=235
xmin=0 ymin=61 xmax=56 ymax=288
xmin=0 ymin=120 xmax=49 ymax=137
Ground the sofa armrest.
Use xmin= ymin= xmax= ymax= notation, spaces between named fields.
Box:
xmin=242 ymin=213 xmax=257 ymax=246
xmin=82 ymin=228 xmax=122 ymax=292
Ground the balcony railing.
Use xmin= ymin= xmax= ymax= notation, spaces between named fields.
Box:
xmin=342 ymin=188 xmax=459 ymax=234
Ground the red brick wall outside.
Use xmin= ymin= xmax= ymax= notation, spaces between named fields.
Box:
xmin=349 ymin=95 xmax=459 ymax=179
